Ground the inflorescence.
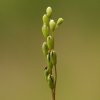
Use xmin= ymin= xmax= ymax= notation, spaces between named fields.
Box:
xmin=42 ymin=6 xmax=64 ymax=100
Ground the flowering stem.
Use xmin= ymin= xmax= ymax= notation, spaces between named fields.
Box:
xmin=52 ymin=89 xmax=55 ymax=100
xmin=42 ymin=6 xmax=63 ymax=100
xmin=52 ymin=64 xmax=57 ymax=100
xmin=54 ymin=65 xmax=57 ymax=100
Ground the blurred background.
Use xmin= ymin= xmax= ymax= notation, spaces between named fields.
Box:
xmin=0 ymin=0 xmax=100 ymax=100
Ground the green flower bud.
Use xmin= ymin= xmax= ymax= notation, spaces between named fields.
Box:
xmin=47 ymin=74 xmax=54 ymax=89
xmin=44 ymin=66 xmax=49 ymax=81
xmin=47 ymin=35 xmax=54 ymax=49
xmin=42 ymin=42 xmax=48 ymax=56
xmin=50 ymin=50 xmax=57 ymax=65
xmin=56 ymin=18 xmax=64 ymax=26
xmin=47 ymin=53 xmax=53 ymax=72
xmin=49 ymin=19 xmax=56 ymax=32
xmin=42 ymin=14 xmax=49 ymax=25
xmin=42 ymin=24 xmax=49 ymax=38
xmin=46 ymin=7 xmax=52 ymax=18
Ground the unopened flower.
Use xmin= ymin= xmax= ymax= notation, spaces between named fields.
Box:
xmin=42 ymin=14 xmax=49 ymax=25
xmin=46 ymin=7 xmax=52 ymax=18
xmin=42 ymin=42 xmax=48 ymax=56
xmin=42 ymin=24 xmax=49 ymax=38
xmin=49 ymin=19 xmax=56 ymax=32
xmin=47 ymin=35 xmax=54 ymax=49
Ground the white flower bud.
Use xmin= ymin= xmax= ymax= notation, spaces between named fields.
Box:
xmin=47 ymin=35 xmax=54 ymax=49
xmin=42 ymin=14 xmax=49 ymax=25
xmin=42 ymin=42 xmax=48 ymax=56
xmin=49 ymin=19 xmax=56 ymax=32
xmin=46 ymin=7 xmax=52 ymax=18
xmin=56 ymin=18 xmax=64 ymax=26
xmin=50 ymin=50 xmax=57 ymax=65
xmin=42 ymin=24 xmax=49 ymax=38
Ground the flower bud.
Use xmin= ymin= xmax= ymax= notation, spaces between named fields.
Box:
xmin=42 ymin=42 xmax=48 ymax=56
xmin=47 ymin=74 xmax=54 ymax=89
xmin=47 ymin=35 xmax=54 ymax=49
xmin=42 ymin=24 xmax=49 ymax=38
xmin=46 ymin=7 xmax=52 ymax=18
xmin=47 ymin=53 xmax=53 ymax=72
xmin=50 ymin=50 xmax=57 ymax=65
xmin=49 ymin=19 xmax=56 ymax=32
xmin=44 ymin=66 xmax=49 ymax=81
xmin=56 ymin=18 xmax=64 ymax=26
xmin=42 ymin=14 xmax=49 ymax=25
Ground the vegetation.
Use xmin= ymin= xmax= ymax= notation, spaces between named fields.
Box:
xmin=42 ymin=6 xmax=64 ymax=100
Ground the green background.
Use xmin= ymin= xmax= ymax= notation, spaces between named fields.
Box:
xmin=0 ymin=0 xmax=100 ymax=100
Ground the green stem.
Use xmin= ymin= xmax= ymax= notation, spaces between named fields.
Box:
xmin=54 ymin=65 xmax=57 ymax=97
xmin=51 ymin=89 xmax=55 ymax=100
xmin=53 ymin=65 xmax=57 ymax=100
xmin=51 ymin=64 xmax=57 ymax=100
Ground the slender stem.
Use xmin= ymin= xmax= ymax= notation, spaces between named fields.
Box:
xmin=55 ymin=65 xmax=57 ymax=95
xmin=51 ymin=89 xmax=55 ymax=100
xmin=51 ymin=64 xmax=57 ymax=100
xmin=53 ymin=65 xmax=57 ymax=100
